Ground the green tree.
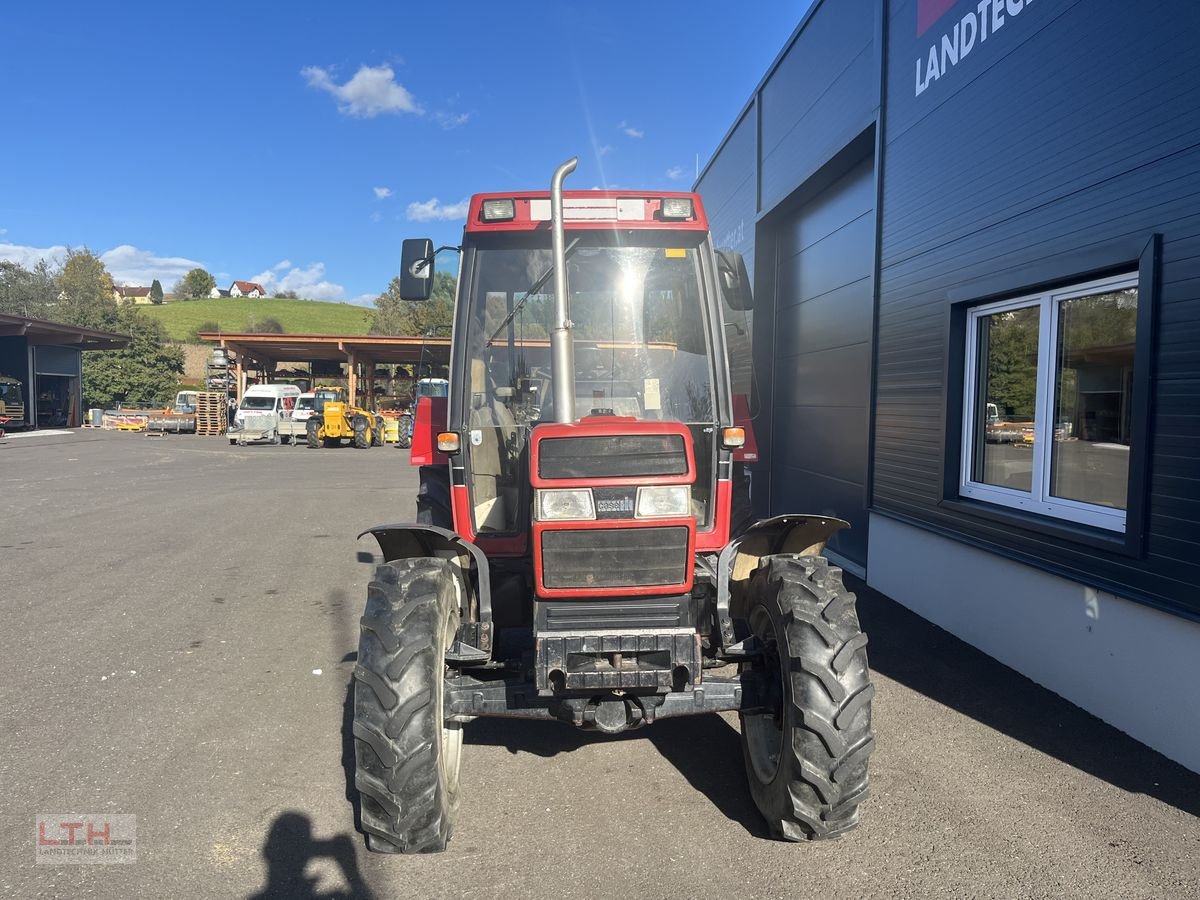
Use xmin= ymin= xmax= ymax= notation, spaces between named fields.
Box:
xmin=248 ymin=316 xmax=285 ymax=333
xmin=983 ymin=307 xmax=1039 ymax=420
xmin=175 ymin=267 xmax=217 ymax=300
xmin=191 ymin=320 xmax=221 ymax=341
xmin=370 ymin=271 xmax=456 ymax=336
xmin=81 ymin=306 xmax=184 ymax=408
xmin=56 ymin=248 xmax=116 ymax=327
xmin=42 ymin=250 xmax=182 ymax=407
xmin=150 ymin=279 xmax=164 ymax=304
xmin=0 ymin=259 xmax=56 ymax=318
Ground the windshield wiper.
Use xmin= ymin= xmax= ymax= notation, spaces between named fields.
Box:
xmin=487 ymin=238 xmax=580 ymax=346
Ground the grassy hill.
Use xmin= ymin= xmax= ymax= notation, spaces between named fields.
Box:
xmin=142 ymin=296 xmax=375 ymax=342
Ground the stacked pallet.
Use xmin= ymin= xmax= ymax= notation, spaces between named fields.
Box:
xmin=195 ymin=392 xmax=228 ymax=436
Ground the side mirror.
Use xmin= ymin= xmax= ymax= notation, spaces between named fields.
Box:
xmin=715 ymin=248 xmax=753 ymax=311
xmin=400 ymin=238 xmax=434 ymax=301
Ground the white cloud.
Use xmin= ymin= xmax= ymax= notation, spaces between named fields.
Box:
xmin=406 ymin=197 xmax=469 ymax=222
xmin=249 ymin=261 xmax=348 ymax=301
xmin=596 ymin=144 xmax=613 ymax=158
xmin=348 ymin=292 xmax=377 ymax=307
xmin=666 ymin=165 xmax=687 ymax=181
xmin=273 ymin=259 xmax=292 ymax=270
xmin=0 ymin=242 xmax=69 ymax=270
xmin=102 ymin=245 xmax=205 ymax=286
xmin=372 ymin=186 xmax=392 ymax=200
xmin=301 ymin=64 xmax=422 ymax=118
xmin=369 ymin=211 xmax=383 ymax=224
xmin=1 ymin=242 xmax=204 ymax=286
xmin=434 ymin=111 xmax=470 ymax=130
xmin=619 ymin=120 xmax=644 ymax=139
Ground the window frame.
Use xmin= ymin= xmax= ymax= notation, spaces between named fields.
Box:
xmin=959 ymin=271 xmax=1139 ymax=533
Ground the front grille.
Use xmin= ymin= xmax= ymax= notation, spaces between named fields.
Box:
xmin=541 ymin=527 xmax=689 ymax=589
xmin=538 ymin=434 xmax=688 ymax=480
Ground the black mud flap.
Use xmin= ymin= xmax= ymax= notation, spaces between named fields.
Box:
xmin=713 ymin=514 xmax=850 ymax=655
xmin=358 ymin=524 xmax=494 ymax=662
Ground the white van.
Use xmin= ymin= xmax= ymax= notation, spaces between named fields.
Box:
xmin=232 ymin=384 xmax=301 ymax=430
xmin=292 ymin=391 xmax=319 ymax=423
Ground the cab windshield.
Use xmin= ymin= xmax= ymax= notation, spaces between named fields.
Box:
xmin=240 ymin=396 xmax=276 ymax=411
xmin=461 ymin=231 xmax=718 ymax=535
xmin=465 ymin=233 xmax=715 ymax=426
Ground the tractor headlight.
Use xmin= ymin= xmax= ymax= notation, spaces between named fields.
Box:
xmin=635 ymin=485 xmax=691 ymax=519
xmin=536 ymin=488 xmax=595 ymax=521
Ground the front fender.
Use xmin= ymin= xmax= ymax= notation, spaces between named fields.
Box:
xmin=713 ymin=515 xmax=850 ymax=650
xmin=358 ymin=524 xmax=493 ymax=633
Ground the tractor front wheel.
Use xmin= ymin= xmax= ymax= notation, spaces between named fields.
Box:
xmin=739 ymin=555 xmax=874 ymax=841
xmin=353 ymin=416 xmax=370 ymax=449
xmin=306 ymin=418 xmax=321 ymax=449
xmin=354 ymin=558 xmax=463 ymax=853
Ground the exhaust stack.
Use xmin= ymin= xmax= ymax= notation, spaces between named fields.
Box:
xmin=550 ymin=156 xmax=578 ymax=423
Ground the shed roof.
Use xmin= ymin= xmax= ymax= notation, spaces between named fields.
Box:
xmin=0 ymin=313 xmax=131 ymax=350
xmin=197 ymin=332 xmax=450 ymax=366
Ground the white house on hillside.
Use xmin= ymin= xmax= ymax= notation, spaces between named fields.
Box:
xmin=209 ymin=287 xmax=232 ymax=298
xmin=229 ymin=281 xmax=266 ymax=298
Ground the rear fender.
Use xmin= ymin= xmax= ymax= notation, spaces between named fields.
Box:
xmin=358 ymin=523 xmax=493 ymax=660
xmin=713 ymin=515 xmax=849 ymax=651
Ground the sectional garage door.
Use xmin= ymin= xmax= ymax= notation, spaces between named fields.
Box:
xmin=769 ymin=155 xmax=875 ymax=568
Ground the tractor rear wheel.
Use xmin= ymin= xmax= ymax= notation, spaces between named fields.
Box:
xmin=396 ymin=416 xmax=413 ymax=449
xmin=354 ymin=558 xmax=463 ymax=853
xmin=416 ymin=465 xmax=452 ymax=528
xmin=353 ymin=416 xmax=370 ymax=449
xmin=306 ymin=418 xmax=321 ymax=449
xmin=739 ymin=555 xmax=874 ymax=841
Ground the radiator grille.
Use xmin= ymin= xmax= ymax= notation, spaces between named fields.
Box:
xmin=538 ymin=434 xmax=688 ymax=480
xmin=541 ymin=527 xmax=689 ymax=589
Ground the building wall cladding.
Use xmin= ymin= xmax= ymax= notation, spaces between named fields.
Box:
xmin=875 ymin=0 xmax=1200 ymax=617
xmin=696 ymin=0 xmax=881 ymax=563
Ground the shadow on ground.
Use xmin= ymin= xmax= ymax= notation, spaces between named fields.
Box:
xmin=465 ymin=711 xmax=767 ymax=836
xmin=849 ymin=574 xmax=1200 ymax=818
xmin=247 ymin=811 xmax=375 ymax=900
xmin=341 ymin=670 xmax=362 ymax=835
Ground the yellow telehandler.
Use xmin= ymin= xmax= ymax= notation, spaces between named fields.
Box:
xmin=305 ymin=386 xmax=383 ymax=448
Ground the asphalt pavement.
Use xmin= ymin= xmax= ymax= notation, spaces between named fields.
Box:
xmin=1 ymin=429 xmax=1197 ymax=899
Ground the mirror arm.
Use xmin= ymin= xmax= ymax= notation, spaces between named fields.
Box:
xmin=413 ymin=245 xmax=463 ymax=275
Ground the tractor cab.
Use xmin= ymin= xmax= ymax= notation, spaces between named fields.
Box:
xmin=352 ymin=159 xmax=874 ymax=854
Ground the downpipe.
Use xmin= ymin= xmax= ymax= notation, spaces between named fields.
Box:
xmin=550 ymin=156 xmax=578 ymax=423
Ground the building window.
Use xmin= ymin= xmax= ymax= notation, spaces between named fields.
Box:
xmin=960 ymin=273 xmax=1139 ymax=532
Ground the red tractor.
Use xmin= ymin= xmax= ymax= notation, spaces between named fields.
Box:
xmin=353 ymin=158 xmax=874 ymax=853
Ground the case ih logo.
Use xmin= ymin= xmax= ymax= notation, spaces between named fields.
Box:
xmin=596 ymin=496 xmax=634 ymax=514
xmin=914 ymin=0 xmax=1038 ymax=97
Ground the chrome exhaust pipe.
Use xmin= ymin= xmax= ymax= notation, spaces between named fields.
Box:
xmin=550 ymin=156 xmax=578 ymax=423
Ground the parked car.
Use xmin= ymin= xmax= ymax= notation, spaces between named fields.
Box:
xmin=230 ymin=384 xmax=301 ymax=444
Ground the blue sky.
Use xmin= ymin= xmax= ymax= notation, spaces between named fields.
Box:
xmin=0 ymin=1 xmax=810 ymax=305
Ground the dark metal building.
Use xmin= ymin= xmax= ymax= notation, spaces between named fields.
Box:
xmin=0 ymin=314 xmax=129 ymax=428
xmin=697 ymin=0 xmax=1200 ymax=771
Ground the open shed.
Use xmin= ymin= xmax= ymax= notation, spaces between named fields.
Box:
xmin=0 ymin=314 xmax=130 ymax=429
xmin=197 ymin=332 xmax=451 ymax=403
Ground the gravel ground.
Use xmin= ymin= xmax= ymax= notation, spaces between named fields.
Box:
xmin=1 ymin=429 xmax=1197 ymax=899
